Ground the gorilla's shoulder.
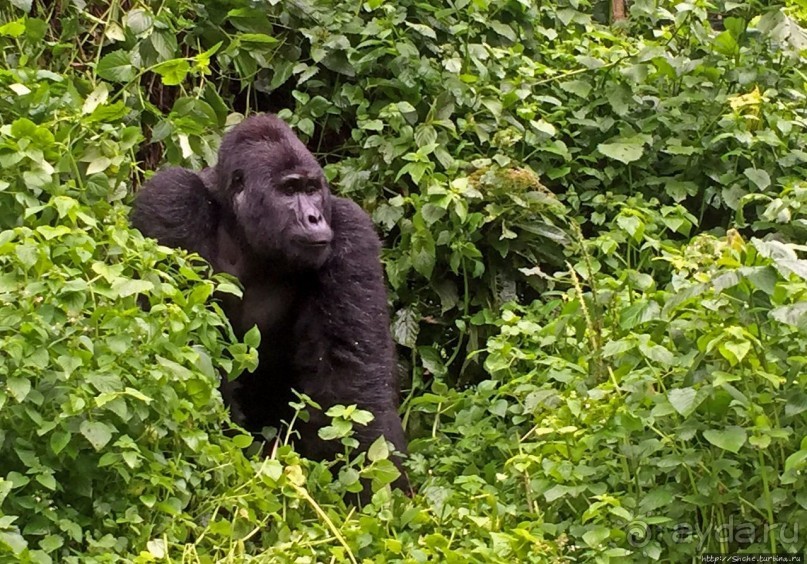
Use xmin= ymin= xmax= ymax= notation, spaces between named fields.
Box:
xmin=133 ymin=168 xmax=211 ymax=219
xmin=323 ymin=197 xmax=382 ymax=270
xmin=330 ymin=197 xmax=380 ymax=245
xmin=131 ymin=167 xmax=218 ymax=255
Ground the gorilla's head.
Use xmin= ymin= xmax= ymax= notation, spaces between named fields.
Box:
xmin=214 ymin=114 xmax=334 ymax=270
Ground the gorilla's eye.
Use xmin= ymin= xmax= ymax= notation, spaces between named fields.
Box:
xmin=279 ymin=180 xmax=297 ymax=195
xmin=232 ymin=170 xmax=244 ymax=189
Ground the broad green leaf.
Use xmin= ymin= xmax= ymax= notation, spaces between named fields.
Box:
xmin=770 ymin=303 xmax=807 ymax=327
xmin=703 ymin=426 xmax=747 ymax=453
xmin=0 ymin=531 xmax=27 ymax=556
xmin=7 ymin=377 xmax=31 ymax=402
xmin=339 ymin=468 xmax=361 ymax=489
xmin=125 ymin=9 xmax=153 ymax=35
xmin=36 ymin=473 xmax=56 ymax=490
xmin=86 ymin=157 xmax=112 ymax=175
xmin=351 ymin=409 xmax=374 ymax=425
xmin=244 ymin=325 xmax=261 ymax=348
xmin=602 ymin=338 xmax=635 ymax=357
xmin=582 ymin=526 xmax=610 ymax=547
xmin=39 ymin=534 xmax=63 ymax=553
xmin=391 ymin=308 xmax=419 ymax=348
xmin=80 ymin=421 xmax=113 ymax=451
xmin=260 ymin=459 xmax=283 ymax=482
xmin=153 ymin=59 xmax=190 ymax=86
xmin=718 ymin=339 xmax=751 ymax=366
xmin=147 ymin=539 xmax=166 ymax=558
xmin=713 ymin=31 xmax=738 ymax=55
xmin=239 ymin=33 xmax=278 ymax=44
xmin=111 ymin=278 xmax=154 ymax=298
xmin=619 ymin=300 xmax=661 ymax=330
xmin=784 ymin=449 xmax=807 ymax=473
xmin=82 ymin=83 xmax=110 ymax=115
xmin=367 ymin=435 xmax=390 ymax=461
xmin=0 ymin=20 xmax=25 ymax=38
xmin=598 ymin=137 xmax=645 ymax=164
xmin=50 ymin=431 xmax=70 ymax=455
xmin=367 ymin=458 xmax=401 ymax=486
xmin=743 ymin=168 xmax=771 ymax=191
xmin=559 ymin=79 xmax=592 ymax=98
xmin=232 ymin=434 xmax=253 ymax=448
xmin=531 ymin=119 xmax=556 ymax=136
xmin=96 ymin=50 xmax=137 ymax=83
xmin=607 ymin=83 xmax=632 ymax=116
xmin=405 ymin=22 xmax=436 ymax=39
xmin=668 ymin=387 xmax=702 ymax=417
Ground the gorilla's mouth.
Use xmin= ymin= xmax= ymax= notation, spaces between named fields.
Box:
xmin=300 ymin=240 xmax=330 ymax=248
xmin=294 ymin=235 xmax=332 ymax=248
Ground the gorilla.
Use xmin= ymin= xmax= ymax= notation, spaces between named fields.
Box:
xmin=131 ymin=114 xmax=409 ymax=492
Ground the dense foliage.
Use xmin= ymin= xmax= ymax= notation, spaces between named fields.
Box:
xmin=1 ymin=0 xmax=806 ymax=561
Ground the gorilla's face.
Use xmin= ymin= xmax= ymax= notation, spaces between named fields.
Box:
xmin=216 ymin=116 xmax=334 ymax=271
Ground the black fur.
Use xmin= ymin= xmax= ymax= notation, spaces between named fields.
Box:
xmin=131 ymin=114 xmax=409 ymax=492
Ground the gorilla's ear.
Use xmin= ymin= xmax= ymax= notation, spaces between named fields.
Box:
xmin=209 ymin=167 xmax=243 ymax=202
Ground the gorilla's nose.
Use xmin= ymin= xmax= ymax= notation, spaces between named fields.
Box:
xmin=305 ymin=220 xmax=333 ymax=246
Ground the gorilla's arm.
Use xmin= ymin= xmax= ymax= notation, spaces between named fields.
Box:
xmin=131 ymin=167 xmax=219 ymax=262
xmin=293 ymin=197 xmax=409 ymax=488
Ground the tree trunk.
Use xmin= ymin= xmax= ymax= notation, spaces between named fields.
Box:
xmin=612 ymin=0 xmax=627 ymax=22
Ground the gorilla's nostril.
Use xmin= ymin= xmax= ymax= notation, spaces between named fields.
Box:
xmin=307 ymin=214 xmax=320 ymax=224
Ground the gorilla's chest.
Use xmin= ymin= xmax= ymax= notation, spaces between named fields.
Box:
xmin=213 ymin=224 xmax=300 ymax=339
xmin=239 ymin=283 xmax=298 ymax=338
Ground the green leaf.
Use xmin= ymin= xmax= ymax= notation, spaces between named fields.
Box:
xmin=80 ymin=421 xmax=114 ymax=451
xmin=703 ymin=426 xmax=747 ymax=453
xmin=0 ymin=531 xmax=27 ymax=556
xmin=86 ymin=157 xmax=112 ymax=175
xmin=0 ymin=20 xmax=26 ymax=38
xmin=10 ymin=0 xmax=32 ymax=11
xmin=598 ymin=137 xmax=646 ymax=164
xmin=36 ymin=473 xmax=56 ymax=490
xmin=124 ymin=9 xmax=153 ymax=35
xmin=718 ymin=339 xmax=751 ymax=366
xmin=50 ymin=431 xmax=70 ymax=455
xmin=619 ymin=300 xmax=661 ymax=330
xmin=582 ymin=526 xmax=610 ymax=547
xmin=606 ymin=83 xmax=632 ymax=116
xmin=667 ymin=387 xmax=702 ymax=417
xmin=391 ymin=308 xmax=419 ymax=348
xmin=414 ymin=124 xmax=437 ymax=147
xmin=405 ymin=22 xmax=436 ymax=39
xmin=743 ymin=168 xmax=771 ymax=191
xmin=7 ymin=377 xmax=31 ymax=402
xmin=367 ymin=458 xmax=401 ymax=487
xmin=244 ymin=325 xmax=261 ymax=348
xmin=260 ymin=459 xmax=283 ymax=482
xmin=96 ymin=50 xmax=137 ymax=83
xmin=784 ymin=449 xmax=807 ymax=473
xmin=153 ymin=59 xmax=190 ymax=86
xmin=367 ymin=436 xmax=389 ymax=461
xmin=147 ymin=539 xmax=166 ymax=558
xmin=351 ymin=409 xmax=374 ymax=425
xmin=713 ymin=31 xmax=738 ymax=55
xmin=238 ymin=33 xmax=279 ymax=44
xmin=559 ymin=79 xmax=592 ymax=98
xmin=111 ymin=278 xmax=154 ymax=298
xmin=232 ymin=434 xmax=253 ymax=448
xmin=39 ymin=534 xmax=64 ymax=553
xmin=81 ymin=83 xmax=109 ymax=115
